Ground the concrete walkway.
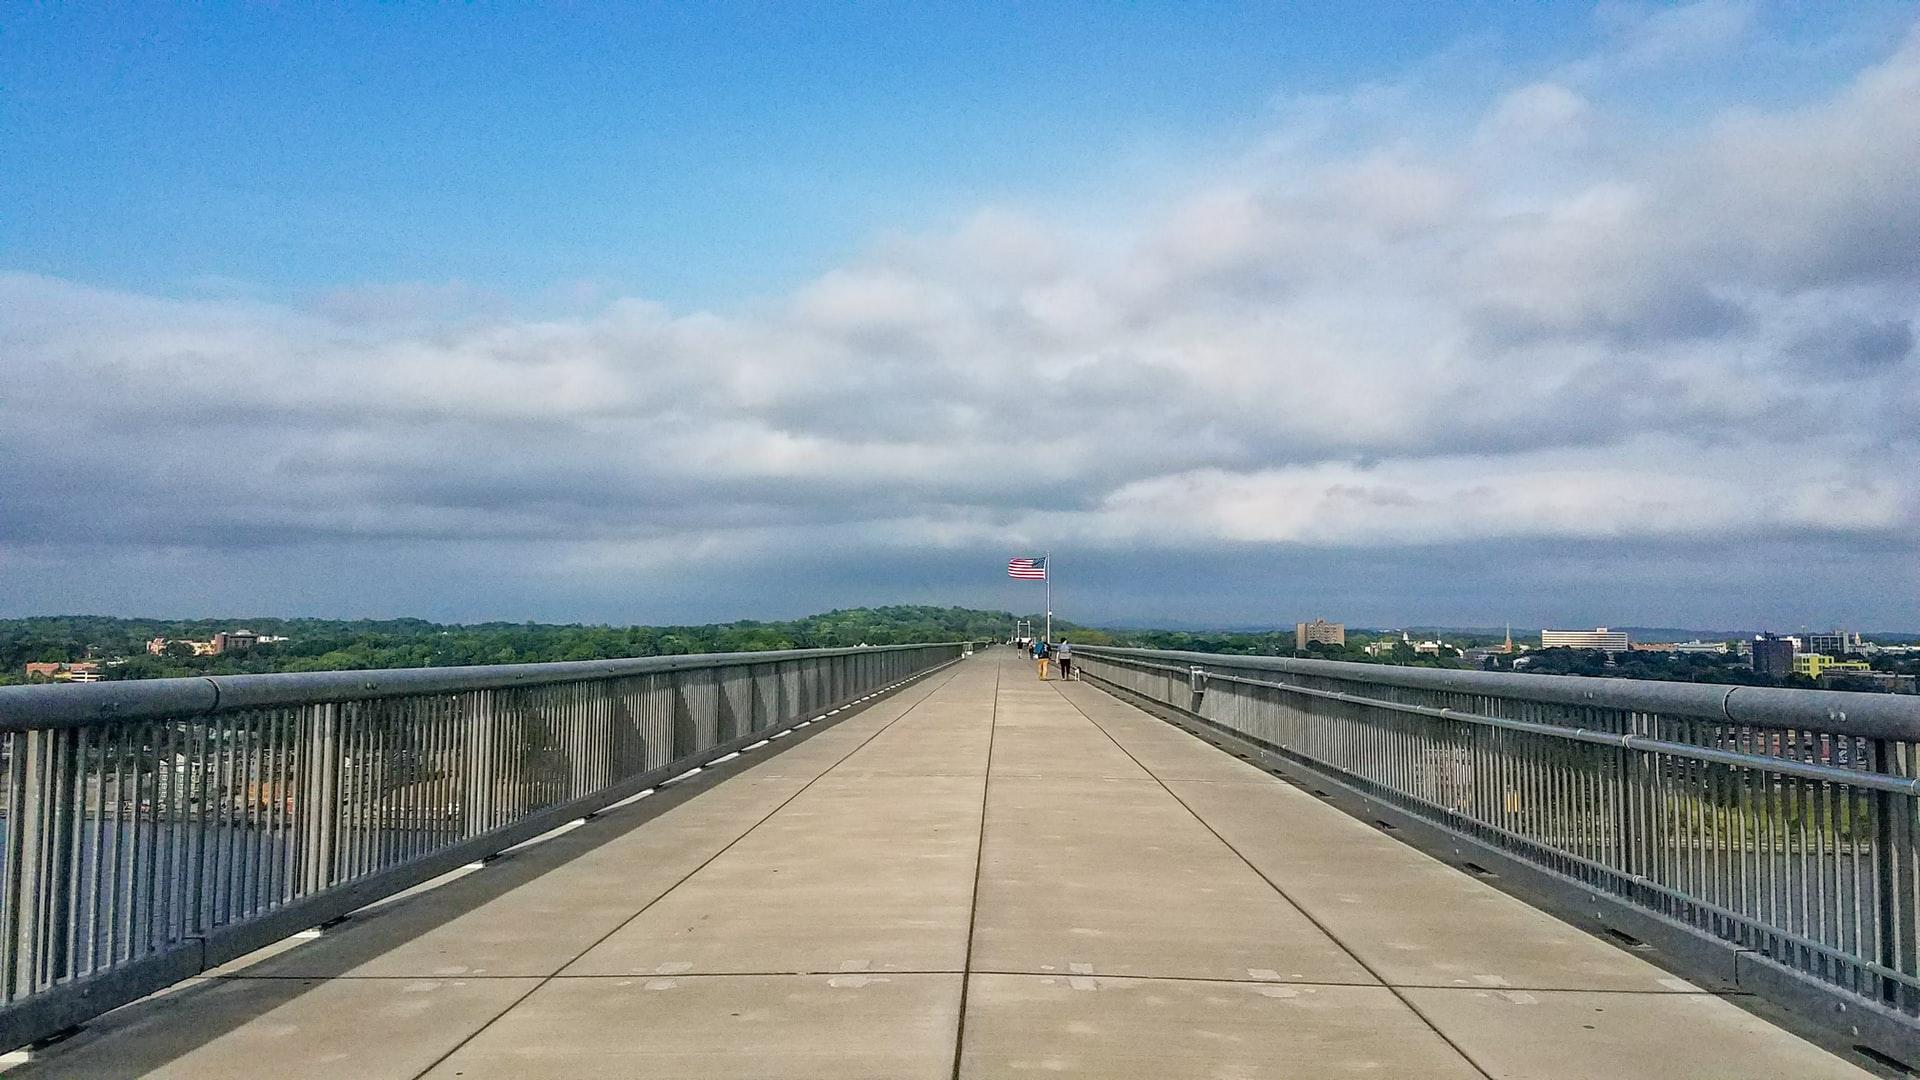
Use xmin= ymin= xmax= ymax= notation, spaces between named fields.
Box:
xmin=11 ymin=651 xmax=1875 ymax=1079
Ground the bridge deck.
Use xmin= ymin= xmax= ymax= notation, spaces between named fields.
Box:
xmin=11 ymin=652 xmax=1872 ymax=1079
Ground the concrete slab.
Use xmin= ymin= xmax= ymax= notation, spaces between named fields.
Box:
xmin=960 ymin=974 xmax=1481 ymax=1078
xmin=420 ymin=973 xmax=961 ymax=1080
xmin=1400 ymin=987 xmax=1876 ymax=1079
xmin=229 ymin=776 xmax=818 ymax=978
xmin=825 ymin=697 xmax=995 ymax=779
xmin=986 ymin=686 xmax=1150 ymax=779
xmin=987 ymin=726 xmax=1148 ymax=779
xmin=565 ymin=773 xmax=983 ymax=975
xmin=1054 ymin=682 xmax=1277 ymax=782
xmin=10 ymin=976 xmax=538 ymax=1080
xmin=1163 ymin=777 xmax=1692 ymax=992
xmin=971 ymin=774 xmax=1375 ymax=983
xmin=722 ymin=667 xmax=960 ymax=778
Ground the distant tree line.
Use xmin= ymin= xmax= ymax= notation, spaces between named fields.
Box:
xmin=0 ymin=607 xmax=1029 ymax=684
xmin=5 ymin=611 xmax=1912 ymax=692
xmin=1491 ymin=647 xmax=1793 ymax=687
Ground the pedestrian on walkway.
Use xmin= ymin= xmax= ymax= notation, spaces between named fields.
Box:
xmin=1056 ymin=639 xmax=1073 ymax=681
xmin=1032 ymin=637 xmax=1049 ymax=680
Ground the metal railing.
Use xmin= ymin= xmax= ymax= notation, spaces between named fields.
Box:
xmin=1076 ymin=646 xmax=1920 ymax=1038
xmin=0 ymin=642 xmax=964 ymax=1050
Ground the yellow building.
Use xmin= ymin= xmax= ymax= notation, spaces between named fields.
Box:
xmin=1793 ymin=654 xmax=1872 ymax=678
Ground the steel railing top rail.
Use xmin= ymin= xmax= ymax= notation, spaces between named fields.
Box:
xmin=0 ymin=642 xmax=967 ymax=730
xmin=1194 ymin=666 xmax=1920 ymax=796
xmin=1075 ymin=645 xmax=1920 ymax=741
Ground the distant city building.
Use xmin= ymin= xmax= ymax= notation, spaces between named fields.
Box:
xmin=1295 ymin=619 xmax=1345 ymax=651
xmin=1794 ymin=655 xmax=1872 ymax=679
xmin=1670 ymin=640 xmax=1735 ymax=655
xmin=24 ymin=661 xmax=101 ymax=683
xmin=212 ymin=630 xmax=259 ymax=653
xmin=1540 ymin=628 xmax=1630 ymax=652
xmin=153 ymin=637 xmax=223 ymax=656
xmin=1752 ymin=634 xmax=1796 ymax=678
xmin=1462 ymin=645 xmax=1506 ymax=665
xmin=1363 ymin=630 xmax=1451 ymax=658
xmin=1804 ymin=630 xmax=1863 ymax=657
xmin=1632 ymin=640 xmax=1737 ymax=654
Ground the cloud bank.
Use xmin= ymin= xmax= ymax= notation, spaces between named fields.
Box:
xmin=3 ymin=6 xmax=1917 ymax=625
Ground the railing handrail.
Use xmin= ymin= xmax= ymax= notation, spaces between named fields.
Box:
xmin=0 ymin=641 xmax=967 ymax=1050
xmin=1076 ymin=645 xmax=1920 ymax=741
xmin=0 ymin=642 xmax=967 ymax=730
xmin=1072 ymin=643 xmax=1920 ymax=1057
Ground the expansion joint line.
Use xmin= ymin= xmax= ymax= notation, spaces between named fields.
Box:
xmin=948 ymin=658 xmax=1000 ymax=1080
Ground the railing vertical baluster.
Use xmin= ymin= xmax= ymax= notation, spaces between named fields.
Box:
xmin=188 ymin=719 xmax=209 ymax=940
xmin=0 ymin=645 xmax=954 ymax=1050
xmin=45 ymin=729 xmax=81 ymax=988
xmin=84 ymin=727 xmax=107 ymax=975
xmin=1072 ymin=644 xmax=1920 ymax=1040
xmin=153 ymin=720 xmax=175 ymax=949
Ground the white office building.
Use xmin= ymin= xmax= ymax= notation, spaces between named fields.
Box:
xmin=1541 ymin=627 xmax=1631 ymax=651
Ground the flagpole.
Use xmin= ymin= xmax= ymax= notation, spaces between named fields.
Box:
xmin=1045 ymin=550 xmax=1052 ymax=645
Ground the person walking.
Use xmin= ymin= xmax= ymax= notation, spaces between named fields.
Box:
xmin=1055 ymin=639 xmax=1073 ymax=681
xmin=1032 ymin=637 xmax=1050 ymax=680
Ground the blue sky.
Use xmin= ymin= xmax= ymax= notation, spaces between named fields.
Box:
xmin=3 ymin=2 xmax=1918 ymax=630
xmin=4 ymin=3 xmax=1894 ymax=307
xmin=6 ymin=4 xmax=1566 ymax=306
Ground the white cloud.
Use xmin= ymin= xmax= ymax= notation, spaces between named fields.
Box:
xmin=1080 ymin=438 xmax=1911 ymax=547
xmin=1599 ymin=0 xmax=1757 ymax=68
xmin=1478 ymin=83 xmax=1594 ymax=146
xmin=1566 ymin=0 xmax=1759 ymax=83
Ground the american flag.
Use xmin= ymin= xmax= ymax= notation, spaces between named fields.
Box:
xmin=1007 ymin=556 xmax=1047 ymax=580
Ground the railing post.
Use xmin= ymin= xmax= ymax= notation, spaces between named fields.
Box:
xmin=460 ymin=693 xmax=491 ymax=836
xmin=6 ymin=729 xmax=80 ymax=996
xmin=4 ymin=732 xmax=46 ymax=1000
xmin=1871 ymin=737 xmax=1917 ymax=1010
xmin=299 ymin=703 xmax=342 ymax=895
xmin=1616 ymin=716 xmax=1642 ymax=907
xmin=0 ymin=736 xmax=25 ymax=1001
xmin=670 ymin=671 xmax=696 ymax=759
